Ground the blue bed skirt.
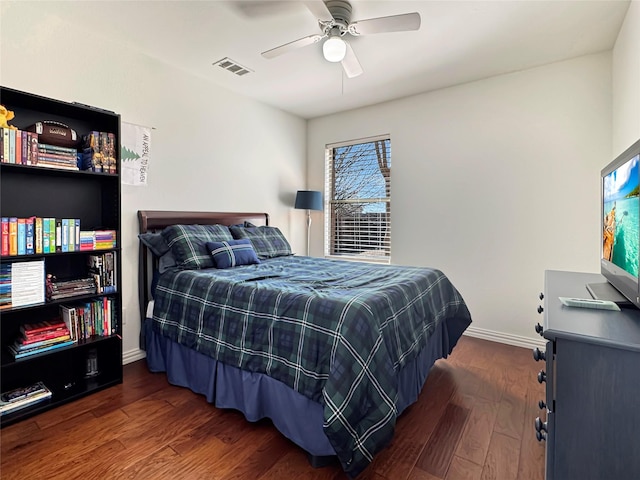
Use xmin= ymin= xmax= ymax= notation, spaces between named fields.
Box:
xmin=144 ymin=313 xmax=467 ymax=457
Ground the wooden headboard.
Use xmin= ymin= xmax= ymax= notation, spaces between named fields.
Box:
xmin=137 ymin=210 xmax=269 ymax=346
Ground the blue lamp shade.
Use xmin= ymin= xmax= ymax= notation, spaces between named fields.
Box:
xmin=295 ymin=190 xmax=323 ymax=211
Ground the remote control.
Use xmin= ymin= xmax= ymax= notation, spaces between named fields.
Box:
xmin=558 ymin=297 xmax=621 ymax=311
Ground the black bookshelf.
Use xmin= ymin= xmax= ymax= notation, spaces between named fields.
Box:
xmin=0 ymin=86 xmax=123 ymax=427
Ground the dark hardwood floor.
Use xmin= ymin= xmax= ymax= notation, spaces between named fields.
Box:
xmin=0 ymin=336 xmax=545 ymax=479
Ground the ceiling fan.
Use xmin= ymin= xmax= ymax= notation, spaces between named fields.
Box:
xmin=261 ymin=0 xmax=421 ymax=78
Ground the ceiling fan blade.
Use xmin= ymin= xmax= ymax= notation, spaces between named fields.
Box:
xmin=341 ymin=41 xmax=363 ymax=78
xmin=261 ymin=34 xmax=325 ymax=59
xmin=348 ymin=12 xmax=421 ymax=35
xmin=303 ymin=0 xmax=334 ymax=22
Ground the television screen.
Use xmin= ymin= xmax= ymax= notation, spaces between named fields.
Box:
xmin=594 ymin=138 xmax=640 ymax=310
xmin=602 ymin=153 xmax=639 ymax=278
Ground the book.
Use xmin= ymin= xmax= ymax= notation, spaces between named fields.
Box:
xmin=8 ymin=129 xmax=16 ymax=164
xmin=35 ymin=217 xmax=43 ymax=254
xmin=20 ymin=328 xmax=70 ymax=344
xmin=25 ymin=217 xmax=35 ymax=255
xmin=37 ymin=143 xmax=77 ymax=155
xmin=3 ymin=129 xmax=9 ymax=164
xmin=48 ymin=218 xmax=56 ymax=253
xmin=10 ymin=260 xmax=45 ymax=307
xmin=74 ymin=219 xmax=80 ymax=251
xmin=42 ymin=217 xmax=50 ymax=253
xmin=60 ymin=305 xmax=78 ymax=341
xmin=55 ymin=219 xmax=62 ymax=253
xmin=0 ymin=381 xmax=52 ymax=415
xmin=61 ymin=219 xmax=69 ymax=252
xmin=17 ymin=218 xmax=26 ymax=255
xmin=68 ymin=219 xmax=75 ymax=252
xmin=9 ymin=339 xmax=75 ymax=359
xmin=21 ymin=319 xmax=67 ymax=337
xmin=29 ymin=131 xmax=39 ymax=165
xmin=21 ymin=130 xmax=28 ymax=165
xmin=8 ymin=217 xmax=17 ymax=256
xmin=13 ymin=334 xmax=71 ymax=351
xmin=1 ymin=217 xmax=8 ymax=256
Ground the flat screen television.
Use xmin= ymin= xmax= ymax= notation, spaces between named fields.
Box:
xmin=587 ymin=138 xmax=640 ymax=310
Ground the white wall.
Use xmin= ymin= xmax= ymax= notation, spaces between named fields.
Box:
xmin=308 ymin=54 xmax=612 ymax=345
xmin=613 ymin=0 xmax=640 ymax=154
xmin=0 ymin=2 xmax=307 ymax=362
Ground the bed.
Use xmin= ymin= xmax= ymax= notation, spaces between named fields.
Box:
xmin=137 ymin=210 xmax=472 ymax=478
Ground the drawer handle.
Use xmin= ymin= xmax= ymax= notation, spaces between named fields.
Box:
xmin=537 ymin=305 xmax=544 ymax=314
xmin=536 ymin=430 xmax=547 ymax=442
xmin=538 ymin=400 xmax=546 ymax=410
xmin=537 ymin=370 xmax=546 ymax=384
xmin=535 ymin=417 xmax=548 ymax=433
xmin=535 ymin=323 xmax=543 ymax=336
xmin=533 ymin=347 xmax=546 ymax=362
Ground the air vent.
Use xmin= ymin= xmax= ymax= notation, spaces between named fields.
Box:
xmin=213 ymin=57 xmax=253 ymax=76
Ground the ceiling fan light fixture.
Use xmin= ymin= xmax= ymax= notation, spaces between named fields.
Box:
xmin=323 ymin=36 xmax=346 ymax=62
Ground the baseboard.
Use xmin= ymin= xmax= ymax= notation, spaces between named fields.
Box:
xmin=122 ymin=348 xmax=146 ymax=365
xmin=463 ymin=326 xmax=546 ymax=349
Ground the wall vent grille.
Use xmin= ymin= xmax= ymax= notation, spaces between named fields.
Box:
xmin=213 ymin=57 xmax=253 ymax=76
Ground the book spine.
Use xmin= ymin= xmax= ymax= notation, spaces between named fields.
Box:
xmin=37 ymin=143 xmax=78 ymax=155
xmin=9 ymin=217 xmax=17 ymax=256
xmin=11 ymin=340 xmax=75 ymax=359
xmin=15 ymin=335 xmax=71 ymax=350
xmin=1 ymin=217 xmax=8 ymax=256
xmin=17 ymin=218 xmax=26 ymax=255
xmin=30 ymin=132 xmax=39 ymax=165
xmin=21 ymin=320 xmax=67 ymax=335
xmin=61 ymin=219 xmax=69 ymax=253
xmin=42 ymin=218 xmax=50 ymax=254
xmin=0 ymin=128 xmax=4 ymax=163
xmin=15 ymin=130 xmax=21 ymax=164
xmin=3 ymin=129 xmax=9 ymax=164
xmin=25 ymin=217 xmax=35 ymax=255
xmin=68 ymin=219 xmax=75 ymax=252
xmin=48 ymin=218 xmax=56 ymax=253
xmin=55 ymin=219 xmax=62 ymax=253
xmin=74 ymin=219 xmax=80 ymax=251
xmin=35 ymin=217 xmax=43 ymax=254
xmin=21 ymin=131 xmax=28 ymax=164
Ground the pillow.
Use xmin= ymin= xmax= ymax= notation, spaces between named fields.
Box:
xmin=138 ymin=232 xmax=177 ymax=274
xmin=206 ymin=239 xmax=260 ymax=269
xmin=229 ymin=225 xmax=292 ymax=259
xmin=161 ymin=224 xmax=234 ymax=269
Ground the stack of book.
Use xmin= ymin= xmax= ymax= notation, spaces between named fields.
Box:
xmin=88 ymin=252 xmax=117 ymax=294
xmin=0 ymin=381 xmax=52 ymax=416
xmin=0 ymin=263 xmax=10 ymax=310
xmin=79 ymin=230 xmax=117 ymax=251
xmin=9 ymin=320 xmax=74 ymax=360
xmin=46 ymin=276 xmax=96 ymax=301
xmin=0 ymin=260 xmax=45 ymax=309
xmin=36 ymin=143 xmax=78 ymax=170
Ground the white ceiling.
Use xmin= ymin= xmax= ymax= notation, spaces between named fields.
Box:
xmin=37 ymin=0 xmax=630 ymax=119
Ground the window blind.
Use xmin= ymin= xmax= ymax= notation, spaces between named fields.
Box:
xmin=325 ymin=135 xmax=391 ymax=263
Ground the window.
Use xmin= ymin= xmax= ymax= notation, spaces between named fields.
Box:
xmin=325 ymin=135 xmax=391 ymax=263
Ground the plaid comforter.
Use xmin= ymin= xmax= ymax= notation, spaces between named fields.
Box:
xmin=152 ymin=256 xmax=471 ymax=477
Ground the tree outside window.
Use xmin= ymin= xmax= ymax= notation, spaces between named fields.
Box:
xmin=325 ymin=136 xmax=391 ymax=262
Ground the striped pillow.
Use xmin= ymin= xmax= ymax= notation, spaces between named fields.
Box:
xmin=206 ymin=239 xmax=260 ymax=269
